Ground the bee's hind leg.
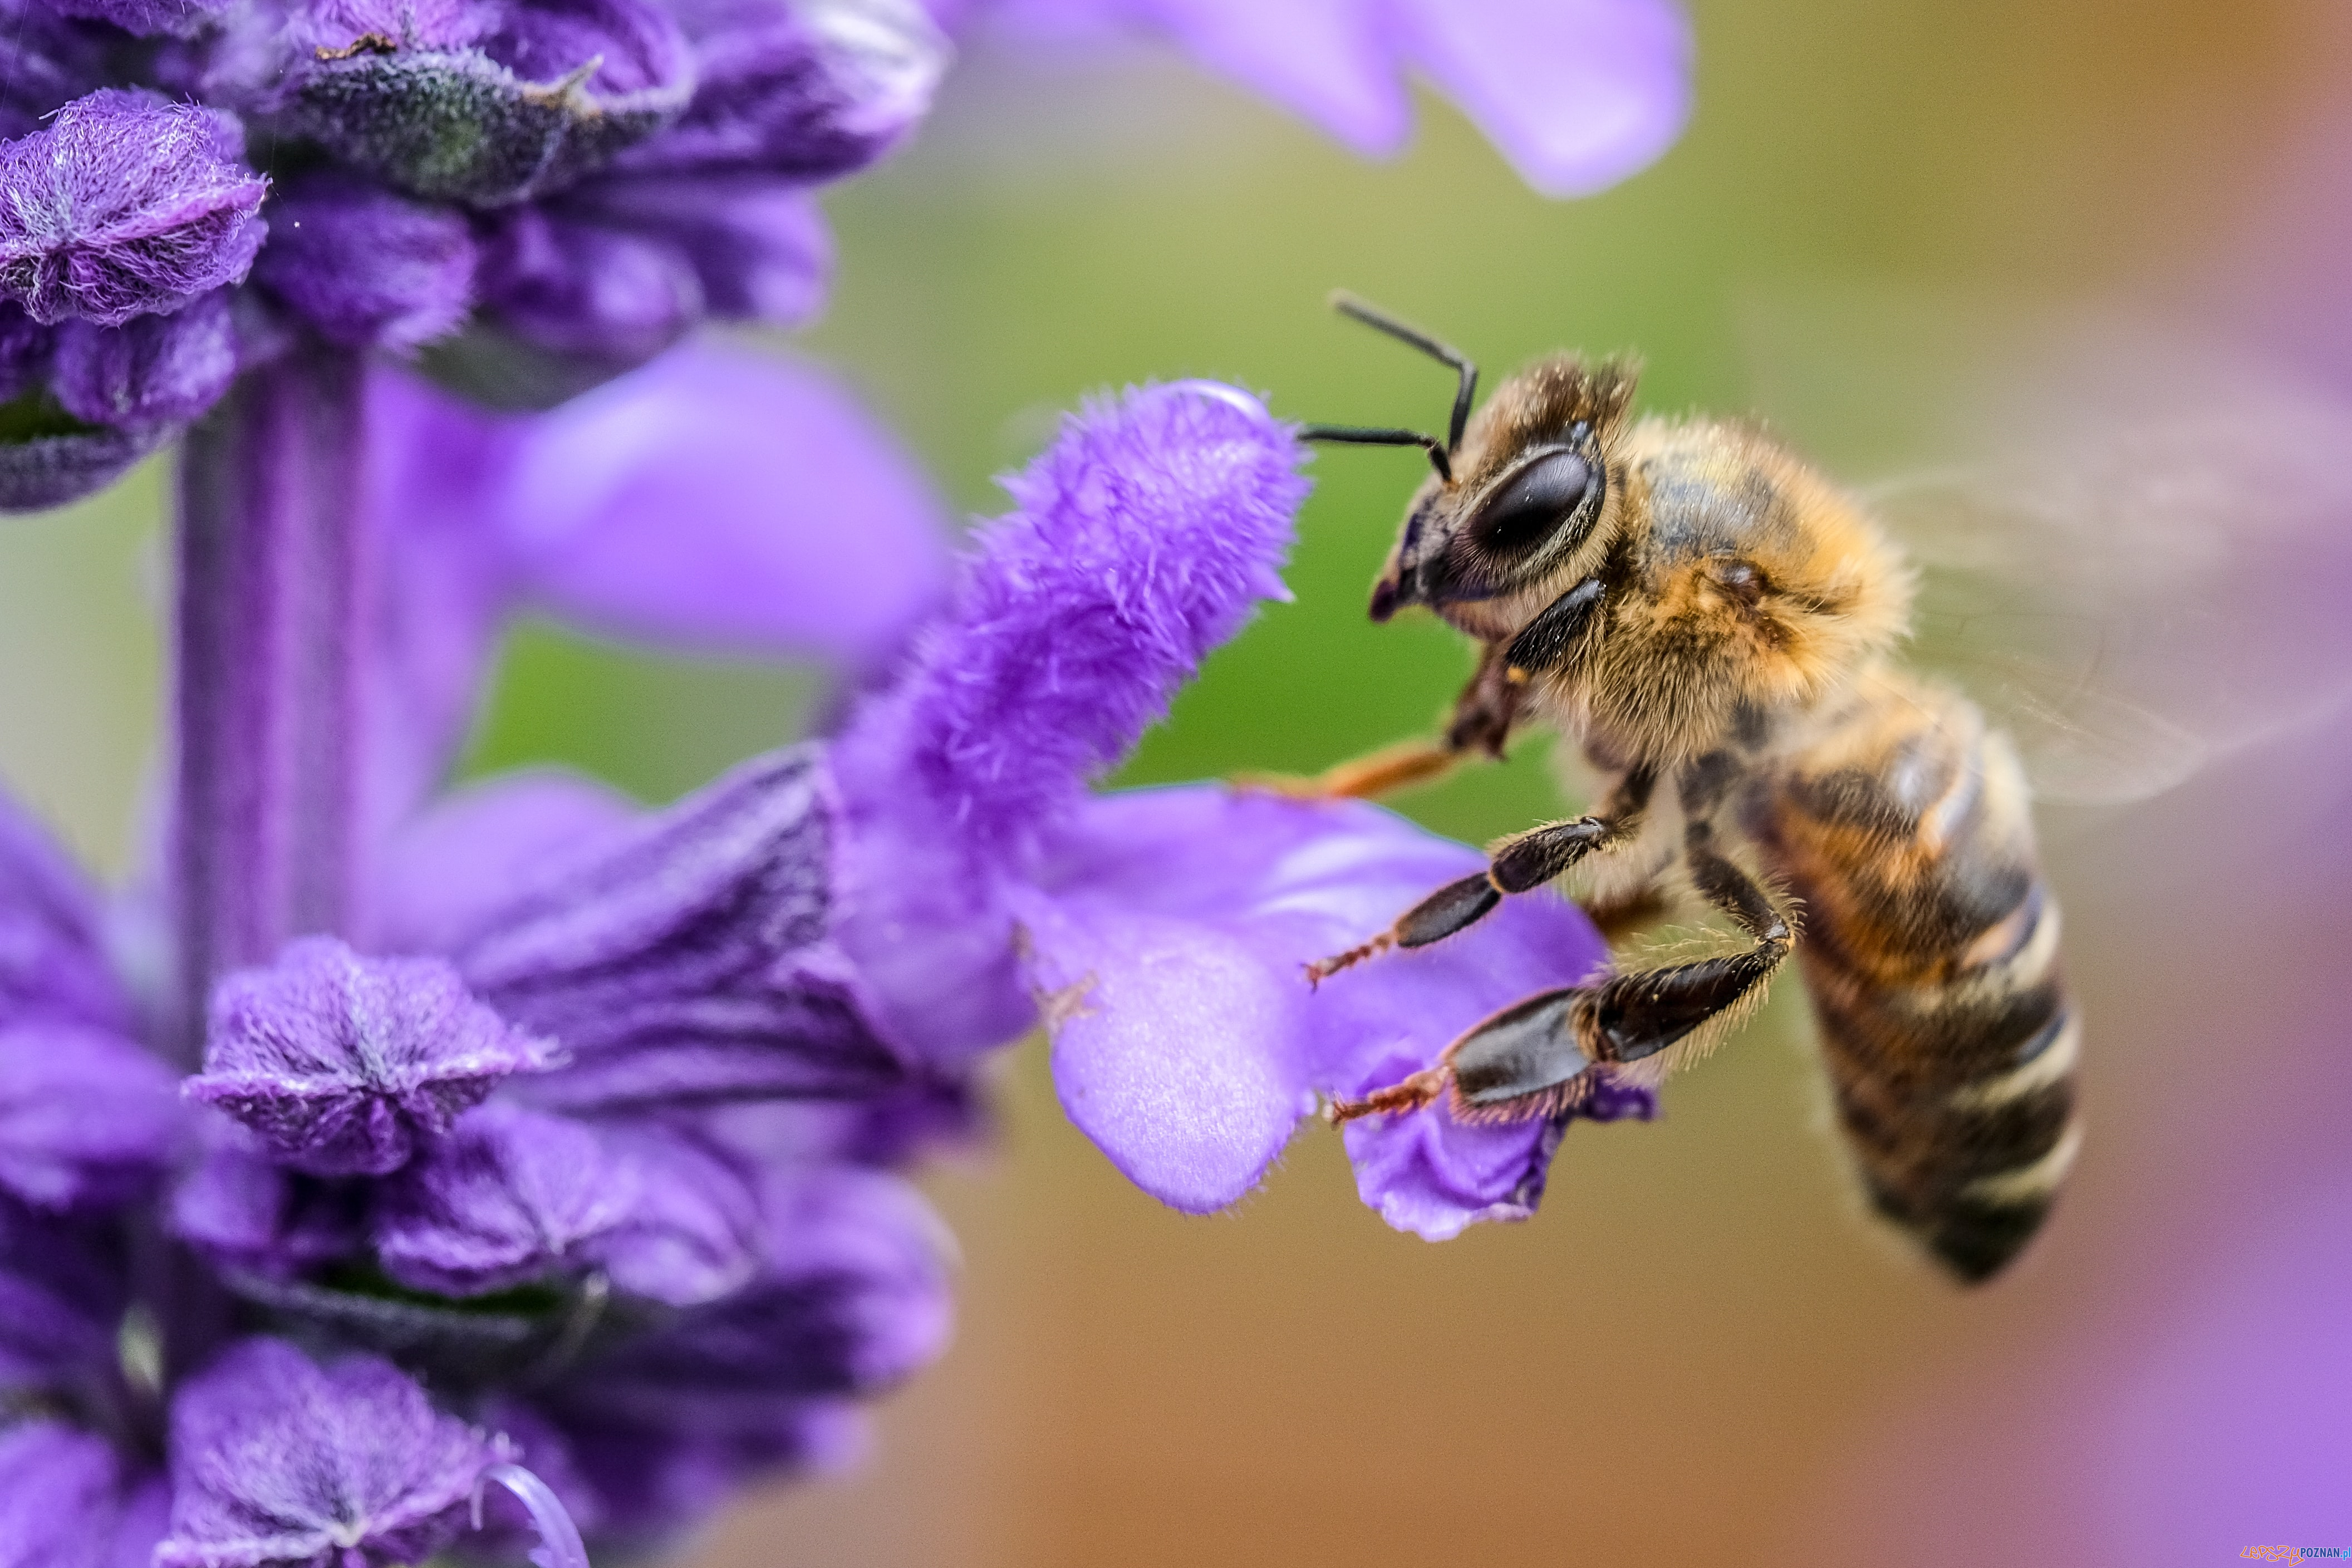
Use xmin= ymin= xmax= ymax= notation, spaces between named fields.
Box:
xmin=1306 ymin=766 xmax=1657 ymax=984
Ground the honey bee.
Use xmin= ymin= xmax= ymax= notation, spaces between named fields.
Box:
xmin=1290 ymin=292 xmax=2089 ymax=1283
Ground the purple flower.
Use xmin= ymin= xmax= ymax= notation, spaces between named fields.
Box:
xmin=823 ymin=380 xmax=1632 ymax=1235
xmin=829 ymin=381 xmax=1304 ymax=1064
xmin=155 ymin=1338 xmax=496 ymax=1568
xmin=957 ymin=0 xmax=1691 ymax=198
xmin=50 ymin=287 xmax=240 ymax=428
xmin=186 ymin=936 xmax=556 ymax=1178
xmin=374 ymin=1101 xmax=634 ymax=1296
xmin=0 ymin=1422 xmax=168 ymax=1568
xmin=0 ymin=303 xmax=54 ymax=402
xmin=252 ymin=175 xmax=475 ymax=352
xmin=0 ymin=90 xmax=267 ymax=327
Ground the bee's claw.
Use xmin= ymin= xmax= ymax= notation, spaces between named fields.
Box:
xmin=1325 ymin=1068 xmax=1448 ymax=1125
xmin=1304 ymin=934 xmax=1393 ymax=987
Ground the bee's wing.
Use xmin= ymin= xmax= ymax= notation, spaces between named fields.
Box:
xmin=1864 ymin=390 xmax=2352 ymax=804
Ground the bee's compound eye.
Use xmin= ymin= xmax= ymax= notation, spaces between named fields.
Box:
xmin=1467 ymin=449 xmax=1598 ymax=559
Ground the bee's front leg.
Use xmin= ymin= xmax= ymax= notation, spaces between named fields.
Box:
xmin=1306 ymin=765 xmax=1656 ymax=984
xmin=1235 ymin=639 xmax=1526 ymax=802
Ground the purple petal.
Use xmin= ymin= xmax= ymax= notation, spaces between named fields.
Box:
xmin=0 ymin=1197 xmax=124 ymax=1389
xmin=373 ymin=1101 xmax=635 ymax=1295
xmin=446 ymin=748 xmax=907 ymax=1110
xmin=188 ymin=936 xmax=556 ymax=1177
xmin=372 ymin=769 xmax=638 ymax=955
xmin=0 ymin=787 xmax=135 ymax=1033
xmin=0 ymin=1024 xmax=181 ymax=1208
xmin=252 ymin=173 xmax=475 ymax=352
xmin=1338 ymin=1045 xmax=1652 ymax=1241
xmin=168 ymin=1135 xmax=370 ymax=1279
xmin=286 ymin=0 xmax=695 ymax=206
xmin=1025 ymin=786 xmax=1614 ymax=1220
xmin=0 ymin=90 xmax=266 ymax=327
xmin=586 ymin=1122 xmax=762 ymax=1306
xmin=490 ymin=339 xmax=947 ymax=663
xmin=829 ymin=381 xmax=1303 ymax=1064
xmin=0 ymin=1422 xmax=164 ymax=1568
xmin=49 ymin=286 xmax=238 ymax=429
xmin=620 ymin=0 xmax=949 ymax=179
xmin=974 ymin=0 xmax=1688 ymax=198
xmin=158 ymin=1337 xmax=495 ymax=1568
xmin=1393 ymin=0 xmax=1691 ymax=198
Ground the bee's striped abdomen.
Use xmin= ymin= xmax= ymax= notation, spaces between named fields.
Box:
xmin=1749 ymin=674 xmax=2078 ymax=1283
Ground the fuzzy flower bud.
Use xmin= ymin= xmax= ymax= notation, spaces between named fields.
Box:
xmin=186 ymin=936 xmax=557 ymax=1178
xmin=50 ymin=288 xmax=239 ymax=429
xmin=0 ymin=90 xmax=266 ymax=327
xmin=156 ymin=1338 xmax=496 ymax=1568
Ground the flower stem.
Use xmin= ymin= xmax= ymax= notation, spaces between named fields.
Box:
xmin=170 ymin=346 xmax=369 ymax=1057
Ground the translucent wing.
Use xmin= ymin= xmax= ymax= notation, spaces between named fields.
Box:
xmin=1742 ymin=295 xmax=2352 ymax=805
xmin=1865 ymin=387 xmax=2352 ymax=803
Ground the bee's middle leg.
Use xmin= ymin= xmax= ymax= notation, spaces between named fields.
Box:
xmin=1307 ymin=766 xmax=1657 ymax=984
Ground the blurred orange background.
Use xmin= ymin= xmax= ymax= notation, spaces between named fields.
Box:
xmin=7 ymin=0 xmax=2350 ymax=1563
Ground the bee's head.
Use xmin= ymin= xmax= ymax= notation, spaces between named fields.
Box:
xmin=1298 ymin=296 xmax=1635 ymax=637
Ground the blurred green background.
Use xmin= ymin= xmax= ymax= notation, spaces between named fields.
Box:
xmin=4 ymin=0 xmax=2348 ymax=1563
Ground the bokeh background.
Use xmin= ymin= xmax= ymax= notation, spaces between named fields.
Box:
xmin=7 ymin=1 xmax=2351 ymax=1562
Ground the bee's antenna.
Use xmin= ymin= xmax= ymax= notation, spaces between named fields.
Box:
xmin=1328 ymin=290 xmax=1479 ymax=454
xmin=1299 ymin=424 xmax=1453 ymax=484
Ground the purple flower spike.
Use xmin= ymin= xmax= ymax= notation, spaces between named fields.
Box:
xmin=253 ymin=174 xmax=475 ymax=352
xmin=831 ymin=381 xmax=1304 ymax=1062
xmin=374 ymin=1102 xmax=635 ymax=1296
xmin=588 ymin=1124 xmax=762 ymax=1306
xmin=50 ymin=287 xmax=239 ymax=429
xmin=0 ymin=1422 xmax=166 ymax=1568
xmin=156 ymin=1337 xmax=495 ymax=1568
xmin=621 ymin=0 xmax=950 ymax=180
xmin=286 ymin=0 xmax=697 ymax=206
xmin=0 ymin=90 xmax=266 ymax=327
xmin=188 ymin=936 xmax=557 ymax=1178
xmin=0 ymin=1024 xmax=181 ymax=1208
xmin=1023 ymin=787 xmax=1616 ymax=1230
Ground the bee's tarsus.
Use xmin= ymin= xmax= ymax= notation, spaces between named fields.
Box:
xmin=1325 ymin=1067 xmax=1448 ymax=1125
